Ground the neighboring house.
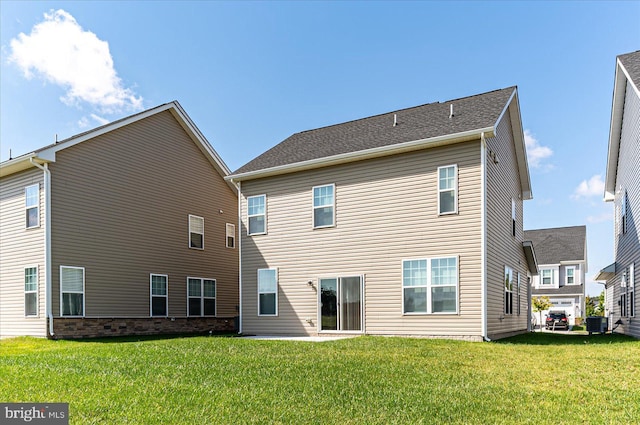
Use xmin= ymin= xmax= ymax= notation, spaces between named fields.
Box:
xmin=227 ymin=86 xmax=538 ymax=341
xmin=596 ymin=50 xmax=640 ymax=338
xmin=0 ymin=101 xmax=239 ymax=339
xmin=525 ymin=226 xmax=587 ymax=327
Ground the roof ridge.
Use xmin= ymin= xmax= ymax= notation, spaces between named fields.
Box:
xmin=292 ymin=86 xmax=517 ymax=137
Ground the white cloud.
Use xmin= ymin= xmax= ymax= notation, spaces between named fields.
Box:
xmin=572 ymin=174 xmax=605 ymax=200
xmin=524 ymin=129 xmax=553 ymax=169
xmin=90 ymin=113 xmax=110 ymax=126
xmin=8 ymin=9 xmax=143 ymax=113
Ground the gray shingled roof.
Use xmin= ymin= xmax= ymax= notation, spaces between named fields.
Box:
xmin=523 ymin=226 xmax=586 ymax=265
xmin=233 ymin=86 xmax=516 ymax=175
xmin=532 ymin=285 xmax=584 ymax=296
xmin=619 ymin=50 xmax=640 ymax=90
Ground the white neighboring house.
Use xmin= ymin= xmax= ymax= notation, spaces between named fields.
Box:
xmin=525 ymin=226 xmax=587 ymax=327
xmin=595 ymin=50 xmax=640 ymax=338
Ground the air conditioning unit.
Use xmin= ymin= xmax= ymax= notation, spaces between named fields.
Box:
xmin=586 ymin=316 xmax=608 ymax=335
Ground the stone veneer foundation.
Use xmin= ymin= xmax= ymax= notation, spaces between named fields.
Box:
xmin=48 ymin=317 xmax=238 ymax=339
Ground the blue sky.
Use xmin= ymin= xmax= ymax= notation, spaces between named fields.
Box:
xmin=1 ymin=1 xmax=639 ymax=295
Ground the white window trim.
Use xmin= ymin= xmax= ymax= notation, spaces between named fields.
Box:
xmin=437 ymin=164 xmax=458 ymax=215
xmin=312 ymin=183 xmax=336 ymax=229
xmin=505 ymin=266 xmax=514 ymax=315
xmin=188 ymin=215 xmax=205 ymax=250
xmin=60 ymin=266 xmax=85 ymax=317
xmin=24 ymin=265 xmax=39 ymax=317
xmin=540 ymin=268 xmax=554 ymax=286
xmin=257 ymin=268 xmax=278 ymax=316
xmin=517 ymin=273 xmax=521 ymax=316
xmin=150 ymin=274 xmax=168 ymax=317
xmin=620 ymin=190 xmax=629 ymax=235
xmin=402 ymin=256 xmax=459 ymax=315
xmin=226 ymin=223 xmax=236 ymax=249
xmin=25 ymin=184 xmax=40 ymax=229
xmin=629 ymin=263 xmax=635 ymax=318
xmin=565 ymin=266 xmax=577 ymax=285
xmin=511 ymin=198 xmax=516 ymax=237
xmin=247 ymin=194 xmax=267 ymax=236
xmin=187 ymin=277 xmax=217 ymax=317
xmin=317 ymin=275 xmax=365 ymax=333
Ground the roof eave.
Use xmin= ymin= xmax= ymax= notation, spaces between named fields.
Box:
xmin=502 ymin=89 xmax=533 ymax=201
xmin=227 ymin=126 xmax=495 ymax=182
xmin=0 ymin=153 xmax=47 ymax=178
xmin=523 ymin=240 xmax=539 ymax=276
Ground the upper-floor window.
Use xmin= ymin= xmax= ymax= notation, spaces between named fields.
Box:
xmin=541 ymin=269 xmax=553 ymax=285
xmin=313 ymin=184 xmax=335 ymax=228
xmin=150 ymin=274 xmax=168 ymax=317
xmin=25 ymin=266 xmax=38 ymax=317
xmin=226 ymin=223 xmax=236 ymax=248
xmin=504 ymin=266 xmax=514 ymax=315
xmin=566 ymin=266 xmax=576 ymax=285
xmin=438 ymin=165 xmax=457 ymax=215
xmin=258 ymin=268 xmax=277 ymax=316
xmin=188 ymin=277 xmax=216 ymax=316
xmin=61 ymin=266 xmax=84 ymax=317
xmin=248 ymin=195 xmax=266 ymax=235
xmin=189 ymin=215 xmax=204 ymax=249
xmin=621 ymin=191 xmax=628 ymax=235
xmin=25 ymin=184 xmax=39 ymax=229
xmin=402 ymin=256 xmax=458 ymax=314
xmin=511 ymin=198 xmax=516 ymax=237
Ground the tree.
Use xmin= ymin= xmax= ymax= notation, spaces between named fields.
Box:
xmin=532 ymin=296 xmax=552 ymax=332
xmin=586 ymin=291 xmax=606 ymax=317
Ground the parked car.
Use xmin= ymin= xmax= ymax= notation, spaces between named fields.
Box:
xmin=545 ymin=312 xmax=569 ymax=330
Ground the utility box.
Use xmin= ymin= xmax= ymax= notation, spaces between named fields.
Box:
xmin=586 ymin=316 xmax=608 ymax=335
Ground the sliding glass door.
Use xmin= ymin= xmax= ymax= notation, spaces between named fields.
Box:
xmin=319 ymin=276 xmax=362 ymax=332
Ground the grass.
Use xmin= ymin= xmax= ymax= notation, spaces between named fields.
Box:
xmin=1 ymin=333 xmax=639 ymax=424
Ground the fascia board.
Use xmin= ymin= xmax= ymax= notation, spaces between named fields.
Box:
xmin=604 ymin=58 xmax=631 ymax=201
xmin=227 ymin=126 xmax=495 ymax=182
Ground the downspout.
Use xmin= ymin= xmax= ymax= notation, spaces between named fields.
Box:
xmin=30 ymin=159 xmax=54 ymax=337
xmin=480 ymin=132 xmax=488 ymax=341
xmin=236 ymin=180 xmax=242 ymax=335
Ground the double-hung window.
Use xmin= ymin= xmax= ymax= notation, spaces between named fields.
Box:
xmin=541 ymin=269 xmax=553 ymax=285
xmin=150 ymin=274 xmax=168 ymax=316
xmin=61 ymin=266 xmax=84 ymax=316
xmin=566 ymin=266 xmax=576 ymax=285
xmin=402 ymin=257 xmax=458 ymax=314
xmin=504 ymin=266 xmax=514 ymax=315
xmin=517 ymin=273 xmax=521 ymax=316
xmin=627 ymin=263 xmax=635 ymax=318
xmin=438 ymin=165 xmax=457 ymax=215
xmin=25 ymin=266 xmax=38 ymax=316
xmin=248 ymin=195 xmax=266 ymax=235
xmin=258 ymin=268 xmax=277 ymax=316
xmin=621 ymin=191 xmax=628 ymax=235
xmin=188 ymin=278 xmax=216 ymax=316
xmin=25 ymin=184 xmax=39 ymax=229
xmin=313 ymin=184 xmax=335 ymax=228
xmin=511 ymin=199 xmax=517 ymax=237
xmin=226 ymin=223 xmax=236 ymax=248
xmin=189 ymin=215 xmax=204 ymax=249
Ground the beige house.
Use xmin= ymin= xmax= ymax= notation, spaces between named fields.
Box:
xmin=0 ymin=101 xmax=238 ymax=339
xmin=227 ymin=86 xmax=538 ymax=341
xmin=596 ymin=50 xmax=640 ymax=338
xmin=526 ymin=226 xmax=587 ymax=327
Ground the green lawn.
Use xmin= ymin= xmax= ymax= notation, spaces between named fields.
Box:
xmin=1 ymin=333 xmax=639 ymax=424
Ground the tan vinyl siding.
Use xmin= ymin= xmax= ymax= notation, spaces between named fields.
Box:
xmin=49 ymin=110 xmax=238 ymax=319
xmin=610 ymin=81 xmax=640 ymax=337
xmin=0 ymin=168 xmax=47 ymax=337
xmin=485 ymin=110 xmax=530 ymax=338
xmin=240 ymin=141 xmax=483 ymax=337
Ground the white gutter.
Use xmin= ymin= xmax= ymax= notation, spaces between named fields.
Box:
xmin=227 ymin=126 xmax=495 ymax=182
xmin=29 ymin=158 xmax=54 ymax=337
xmin=237 ymin=180 xmax=242 ymax=335
xmin=480 ymin=132 xmax=488 ymax=340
